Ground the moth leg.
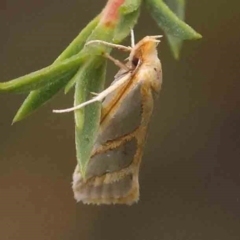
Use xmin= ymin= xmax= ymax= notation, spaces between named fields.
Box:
xmin=53 ymin=37 xmax=135 ymax=114
xmin=86 ymin=40 xmax=132 ymax=52
xmin=103 ymin=53 xmax=130 ymax=71
xmin=53 ymin=72 xmax=132 ymax=113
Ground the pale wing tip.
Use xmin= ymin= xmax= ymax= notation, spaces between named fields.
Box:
xmin=72 ymin=165 xmax=86 ymax=202
xmin=72 ymin=165 xmax=139 ymax=205
xmin=74 ymin=189 xmax=139 ymax=205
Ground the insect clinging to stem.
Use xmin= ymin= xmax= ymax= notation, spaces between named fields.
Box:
xmin=53 ymin=31 xmax=163 ymax=205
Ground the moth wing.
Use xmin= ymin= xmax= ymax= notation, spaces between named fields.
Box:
xmin=72 ymin=69 xmax=151 ymax=205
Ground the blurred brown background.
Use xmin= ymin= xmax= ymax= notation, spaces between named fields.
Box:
xmin=0 ymin=0 xmax=240 ymax=239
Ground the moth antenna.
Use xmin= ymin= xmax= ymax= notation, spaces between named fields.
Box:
xmin=53 ymin=72 xmax=131 ymax=114
xmin=86 ymin=40 xmax=132 ymax=52
xmin=131 ymin=29 xmax=135 ymax=47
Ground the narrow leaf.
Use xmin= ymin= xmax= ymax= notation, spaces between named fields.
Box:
xmin=65 ymin=20 xmax=118 ymax=94
xmin=64 ymin=67 xmax=82 ymax=94
xmin=145 ymin=0 xmax=201 ymax=40
xmin=13 ymin=15 xmax=100 ymax=122
xmin=164 ymin=0 xmax=186 ymax=59
xmin=120 ymin=0 xmax=142 ymax=14
xmin=55 ymin=15 xmax=100 ymax=63
xmin=74 ymin=57 xmax=107 ymax=176
xmin=83 ymin=25 xmax=116 ymax=56
xmin=12 ymin=71 xmax=74 ymax=123
xmin=114 ymin=7 xmax=141 ymax=43
xmin=0 ymin=53 xmax=86 ymax=93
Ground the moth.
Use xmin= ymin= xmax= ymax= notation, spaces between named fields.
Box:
xmin=54 ymin=33 xmax=163 ymax=205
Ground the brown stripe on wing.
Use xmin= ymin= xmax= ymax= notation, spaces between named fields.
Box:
xmin=96 ymin=82 xmax=143 ymax=147
xmin=101 ymin=72 xmax=141 ymax=125
xmin=85 ymin=137 xmax=137 ymax=179
xmin=81 ymin=174 xmax=139 ymax=205
xmin=72 ymin=157 xmax=140 ymax=205
xmin=92 ymin=128 xmax=137 ymax=155
xmin=100 ymin=60 xmax=140 ymax=124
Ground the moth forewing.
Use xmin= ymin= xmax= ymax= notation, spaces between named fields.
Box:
xmin=72 ymin=36 xmax=162 ymax=205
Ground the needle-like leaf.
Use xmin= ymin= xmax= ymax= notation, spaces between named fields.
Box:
xmin=114 ymin=0 xmax=141 ymax=43
xmin=74 ymin=57 xmax=107 ymax=176
xmin=145 ymin=0 xmax=201 ymax=40
xmin=164 ymin=0 xmax=186 ymax=59
xmin=13 ymin=15 xmax=100 ymax=122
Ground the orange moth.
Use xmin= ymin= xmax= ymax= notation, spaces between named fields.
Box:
xmin=53 ymin=32 xmax=163 ymax=205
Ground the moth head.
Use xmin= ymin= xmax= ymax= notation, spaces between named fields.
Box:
xmin=129 ymin=35 xmax=162 ymax=67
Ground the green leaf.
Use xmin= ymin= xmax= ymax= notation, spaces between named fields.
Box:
xmin=12 ymin=15 xmax=100 ymax=122
xmin=114 ymin=6 xmax=141 ymax=43
xmin=0 ymin=53 xmax=86 ymax=93
xmin=74 ymin=57 xmax=107 ymax=177
xmin=12 ymin=71 xmax=74 ymax=123
xmin=164 ymin=0 xmax=185 ymax=16
xmin=145 ymin=0 xmax=201 ymax=40
xmin=164 ymin=0 xmax=185 ymax=59
xmin=120 ymin=0 xmax=142 ymax=14
xmin=55 ymin=15 xmax=100 ymax=63
xmin=0 ymin=15 xmax=99 ymax=94
xmin=65 ymin=19 xmax=119 ymax=94
xmin=167 ymin=35 xmax=182 ymax=59
xmin=64 ymin=67 xmax=82 ymax=94
xmin=83 ymin=24 xmax=116 ymax=56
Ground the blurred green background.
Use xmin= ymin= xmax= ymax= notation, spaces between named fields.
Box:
xmin=0 ymin=1 xmax=240 ymax=239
